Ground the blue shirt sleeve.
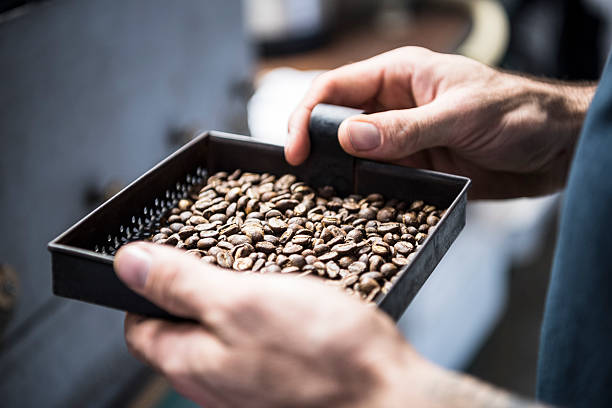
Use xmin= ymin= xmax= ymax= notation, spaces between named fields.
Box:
xmin=537 ymin=52 xmax=612 ymax=407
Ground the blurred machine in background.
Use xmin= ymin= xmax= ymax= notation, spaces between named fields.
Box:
xmin=502 ymin=0 xmax=609 ymax=79
xmin=0 ymin=1 xmax=251 ymax=406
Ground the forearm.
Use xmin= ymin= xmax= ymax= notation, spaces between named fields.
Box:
xmin=374 ymin=347 xmax=550 ymax=408
xmin=526 ymin=77 xmax=596 ymax=153
xmin=424 ymin=365 xmax=550 ymax=408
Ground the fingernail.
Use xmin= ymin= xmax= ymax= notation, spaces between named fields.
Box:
xmin=347 ymin=121 xmax=380 ymax=151
xmin=115 ymin=245 xmax=151 ymax=290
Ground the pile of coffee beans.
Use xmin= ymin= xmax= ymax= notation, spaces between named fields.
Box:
xmin=147 ymin=170 xmax=444 ymax=303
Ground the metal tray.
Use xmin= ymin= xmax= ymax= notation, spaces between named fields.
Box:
xmin=48 ymin=104 xmax=470 ymax=321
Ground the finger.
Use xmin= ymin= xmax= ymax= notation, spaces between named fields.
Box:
xmin=337 ymin=102 xmax=456 ymax=161
xmin=285 ymin=47 xmax=439 ymax=165
xmin=285 ymin=52 xmax=404 ymax=166
xmin=114 ymin=242 xmax=241 ymax=320
xmin=124 ymin=313 xmax=226 ymax=377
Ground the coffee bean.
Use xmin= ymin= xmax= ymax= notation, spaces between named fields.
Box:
xmin=255 ymin=241 xmax=276 ymax=254
xmin=378 ymin=222 xmax=401 ymax=234
xmin=216 ymin=251 xmax=234 ymax=268
xmin=228 ymin=234 xmax=251 ymax=246
xmin=281 ymin=266 xmax=300 ymax=274
xmin=380 ymin=263 xmax=398 ymax=278
xmin=217 ymin=241 xmax=234 ymax=251
xmin=262 ymin=234 xmax=279 ymax=245
xmin=383 ymin=233 xmax=395 ymax=245
xmin=233 ymin=257 xmax=253 ymax=271
xmin=338 ymin=256 xmax=354 ymax=268
xmin=346 ymin=228 xmax=364 ymax=242
xmin=178 ymin=225 xmax=196 ymax=240
xmin=178 ymin=199 xmax=192 ymax=211
xmin=392 ymin=257 xmax=409 ymax=267
xmin=185 ymin=249 xmax=202 ymax=258
xmin=415 ymin=232 xmax=427 ymax=244
xmin=225 ymin=187 xmax=242 ymax=202
xmin=368 ymin=254 xmax=384 ymax=271
xmin=252 ymin=258 xmax=265 ymax=272
xmin=246 ymin=211 xmax=264 ymax=220
xmin=208 ymin=246 xmax=223 ymax=257
xmin=242 ymin=225 xmax=264 ymax=242
xmin=199 ymin=230 xmax=220 ymax=239
xmin=168 ymin=214 xmax=182 ymax=224
xmin=342 ymin=273 xmax=359 ymax=287
xmin=195 ymin=222 xmax=217 ymax=232
xmin=376 ymin=207 xmax=396 ymax=222
xmin=184 ymin=235 xmax=199 ymax=248
xmin=159 ymin=227 xmax=173 ymax=236
xmin=409 ymin=200 xmax=424 ymax=211
xmin=348 ymin=261 xmax=367 ymax=274
xmin=197 ymin=238 xmax=217 ymax=249
xmin=292 ymin=235 xmax=311 ymax=246
xmin=275 ymin=199 xmax=299 ymax=211
xmin=234 ymin=243 xmax=254 ymax=259
xmin=262 ymin=264 xmax=282 ymax=274
xmin=169 ymin=223 xmax=184 ymax=233
xmin=322 ymin=216 xmax=341 ymax=227
xmin=332 ymin=242 xmax=356 ymax=255
xmin=220 ymin=223 xmax=240 ymax=236
xmin=268 ymin=217 xmax=288 ymax=234
xmin=326 ymin=261 xmax=340 ymax=279
xmin=361 ymin=271 xmax=383 ymax=281
xmin=327 ymin=235 xmax=345 ymax=247
xmin=152 ymin=233 xmax=167 ymax=243
xmin=407 ymin=226 xmax=418 ymax=235
xmin=279 ymin=229 xmax=295 ymax=244
xmin=365 ymin=286 xmax=380 ymax=302
xmin=289 ymin=254 xmax=306 ymax=268
xmin=180 ymin=211 xmax=193 ymax=223
xmin=318 ymin=251 xmax=339 ymax=262
xmin=165 ymin=234 xmax=179 ymax=246
xmin=422 ymin=204 xmax=436 ymax=213
xmin=282 ymin=243 xmax=303 ymax=255
xmin=202 ymin=255 xmax=216 ymax=264
xmin=305 ymin=255 xmax=317 ymax=265
xmin=394 ymin=241 xmax=414 ymax=255
xmin=371 ymin=242 xmax=390 ymax=257
xmin=359 ymin=277 xmax=380 ymax=293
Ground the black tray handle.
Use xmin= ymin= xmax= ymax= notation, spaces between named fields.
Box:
xmin=306 ymin=104 xmax=364 ymax=194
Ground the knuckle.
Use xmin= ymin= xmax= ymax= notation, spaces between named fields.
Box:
xmin=311 ymin=71 xmax=337 ymax=99
xmin=199 ymin=304 xmax=229 ymax=328
xmin=159 ymin=353 xmax=187 ymax=378
xmin=392 ymin=116 xmax=421 ymax=153
xmin=396 ymin=45 xmax=431 ymax=59
xmin=217 ymin=292 xmax=262 ymax=324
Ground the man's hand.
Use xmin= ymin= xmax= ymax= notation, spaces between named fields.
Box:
xmin=286 ymin=46 xmax=595 ymax=198
xmin=114 ymin=242 xmax=430 ymax=407
xmin=115 ymin=242 xmax=549 ymax=408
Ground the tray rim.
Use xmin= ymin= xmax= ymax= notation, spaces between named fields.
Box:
xmin=48 ymin=130 xmax=471 ymax=255
xmin=48 ymin=130 xmax=471 ymax=316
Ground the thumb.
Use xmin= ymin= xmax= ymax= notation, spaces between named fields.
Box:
xmin=114 ymin=242 xmax=240 ymax=320
xmin=337 ymin=104 xmax=451 ymax=161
